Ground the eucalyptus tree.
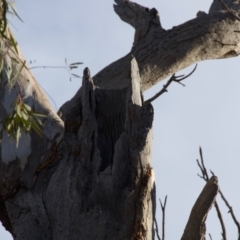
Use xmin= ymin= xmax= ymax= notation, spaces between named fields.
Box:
xmin=0 ymin=0 xmax=239 ymax=239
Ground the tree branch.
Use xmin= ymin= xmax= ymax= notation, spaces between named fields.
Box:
xmin=91 ymin=1 xmax=240 ymax=92
xmin=196 ymin=148 xmax=226 ymax=240
xmin=144 ymin=65 xmax=197 ymax=105
xmin=181 ymin=176 xmax=219 ymax=240
xmin=211 ymin=171 xmax=240 ymax=240
xmin=154 ymin=218 xmax=161 ymax=240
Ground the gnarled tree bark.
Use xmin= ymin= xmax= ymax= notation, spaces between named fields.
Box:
xmin=0 ymin=0 xmax=239 ymax=239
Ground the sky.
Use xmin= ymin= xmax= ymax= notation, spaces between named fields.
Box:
xmin=1 ymin=0 xmax=240 ymax=239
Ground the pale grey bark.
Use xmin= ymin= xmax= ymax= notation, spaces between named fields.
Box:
xmin=0 ymin=0 xmax=238 ymax=239
xmin=181 ymin=176 xmax=219 ymax=240
xmin=1 ymin=56 xmax=156 ymax=240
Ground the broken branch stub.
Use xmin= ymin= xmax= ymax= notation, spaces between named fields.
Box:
xmin=181 ymin=176 xmax=219 ymax=240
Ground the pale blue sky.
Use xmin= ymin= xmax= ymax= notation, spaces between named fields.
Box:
xmin=1 ymin=0 xmax=240 ymax=239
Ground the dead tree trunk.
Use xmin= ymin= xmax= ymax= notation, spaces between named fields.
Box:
xmin=0 ymin=55 xmax=156 ymax=240
xmin=0 ymin=0 xmax=239 ymax=239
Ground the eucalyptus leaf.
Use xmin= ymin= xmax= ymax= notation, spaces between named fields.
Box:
xmin=71 ymin=73 xmax=81 ymax=78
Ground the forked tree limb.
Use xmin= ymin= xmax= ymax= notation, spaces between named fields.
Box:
xmin=160 ymin=196 xmax=167 ymax=240
xmin=61 ymin=0 xmax=240 ymax=119
xmin=154 ymin=196 xmax=167 ymax=240
xmin=181 ymin=176 xmax=219 ymax=240
xmin=197 ymin=148 xmax=226 ymax=240
xmin=154 ymin=218 xmax=161 ymax=240
xmin=91 ymin=0 xmax=240 ymax=92
xmin=144 ymin=65 xmax=197 ymax=105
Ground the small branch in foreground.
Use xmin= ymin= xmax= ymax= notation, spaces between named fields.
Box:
xmin=209 ymin=233 xmax=213 ymax=240
xmin=196 ymin=147 xmax=226 ymax=240
xmin=144 ymin=64 xmax=197 ymax=105
xmin=154 ymin=196 xmax=167 ymax=240
xmin=181 ymin=176 xmax=219 ymax=240
xmin=160 ymin=196 xmax=167 ymax=240
xmin=211 ymin=171 xmax=240 ymax=240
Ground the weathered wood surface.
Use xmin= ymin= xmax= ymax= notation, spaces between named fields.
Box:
xmin=0 ymin=0 xmax=238 ymax=239
xmin=181 ymin=176 xmax=219 ymax=240
xmin=61 ymin=0 xmax=240 ymax=120
xmin=2 ymin=58 xmax=155 ymax=240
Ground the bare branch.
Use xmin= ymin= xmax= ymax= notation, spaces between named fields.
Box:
xmin=154 ymin=196 xmax=168 ymax=240
xmin=181 ymin=176 xmax=219 ymax=240
xmin=211 ymin=171 xmax=240 ymax=239
xmin=218 ymin=0 xmax=240 ymax=21
xmin=154 ymin=218 xmax=161 ymax=240
xmin=144 ymin=64 xmax=197 ymax=105
xmin=196 ymin=148 xmax=226 ymax=240
xmin=160 ymin=196 xmax=167 ymax=240
xmin=209 ymin=233 xmax=213 ymax=240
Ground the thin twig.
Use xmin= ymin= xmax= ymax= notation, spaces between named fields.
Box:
xmin=197 ymin=147 xmax=209 ymax=181
xmin=160 ymin=196 xmax=167 ymax=240
xmin=215 ymin=202 xmax=227 ymax=240
xmin=144 ymin=64 xmax=197 ymax=105
xmin=211 ymin=171 xmax=240 ymax=240
xmin=154 ymin=218 xmax=161 ymax=240
xmin=218 ymin=0 xmax=240 ymax=21
xmin=29 ymin=66 xmax=69 ymax=69
xmin=29 ymin=62 xmax=83 ymax=81
xmin=196 ymin=147 xmax=226 ymax=240
xmin=209 ymin=233 xmax=213 ymax=240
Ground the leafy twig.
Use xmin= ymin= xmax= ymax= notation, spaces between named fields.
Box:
xmin=29 ymin=59 xmax=83 ymax=81
xmin=154 ymin=196 xmax=168 ymax=240
xmin=209 ymin=233 xmax=213 ymax=240
xmin=154 ymin=218 xmax=161 ymax=240
xmin=218 ymin=0 xmax=240 ymax=21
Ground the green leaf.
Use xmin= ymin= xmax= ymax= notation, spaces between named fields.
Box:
xmin=31 ymin=111 xmax=46 ymax=118
xmin=16 ymin=104 xmax=22 ymax=117
xmin=20 ymin=117 xmax=30 ymax=131
xmin=69 ymin=62 xmax=83 ymax=66
xmin=31 ymin=120 xmax=42 ymax=136
xmin=32 ymin=115 xmax=43 ymax=126
xmin=23 ymin=103 xmax=32 ymax=112
xmin=21 ymin=110 xmax=29 ymax=121
xmin=7 ymin=1 xmax=24 ymax=23
xmin=69 ymin=66 xmax=78 ymax=69
xmin=0 ymin=59 xmax=4 ymax=73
